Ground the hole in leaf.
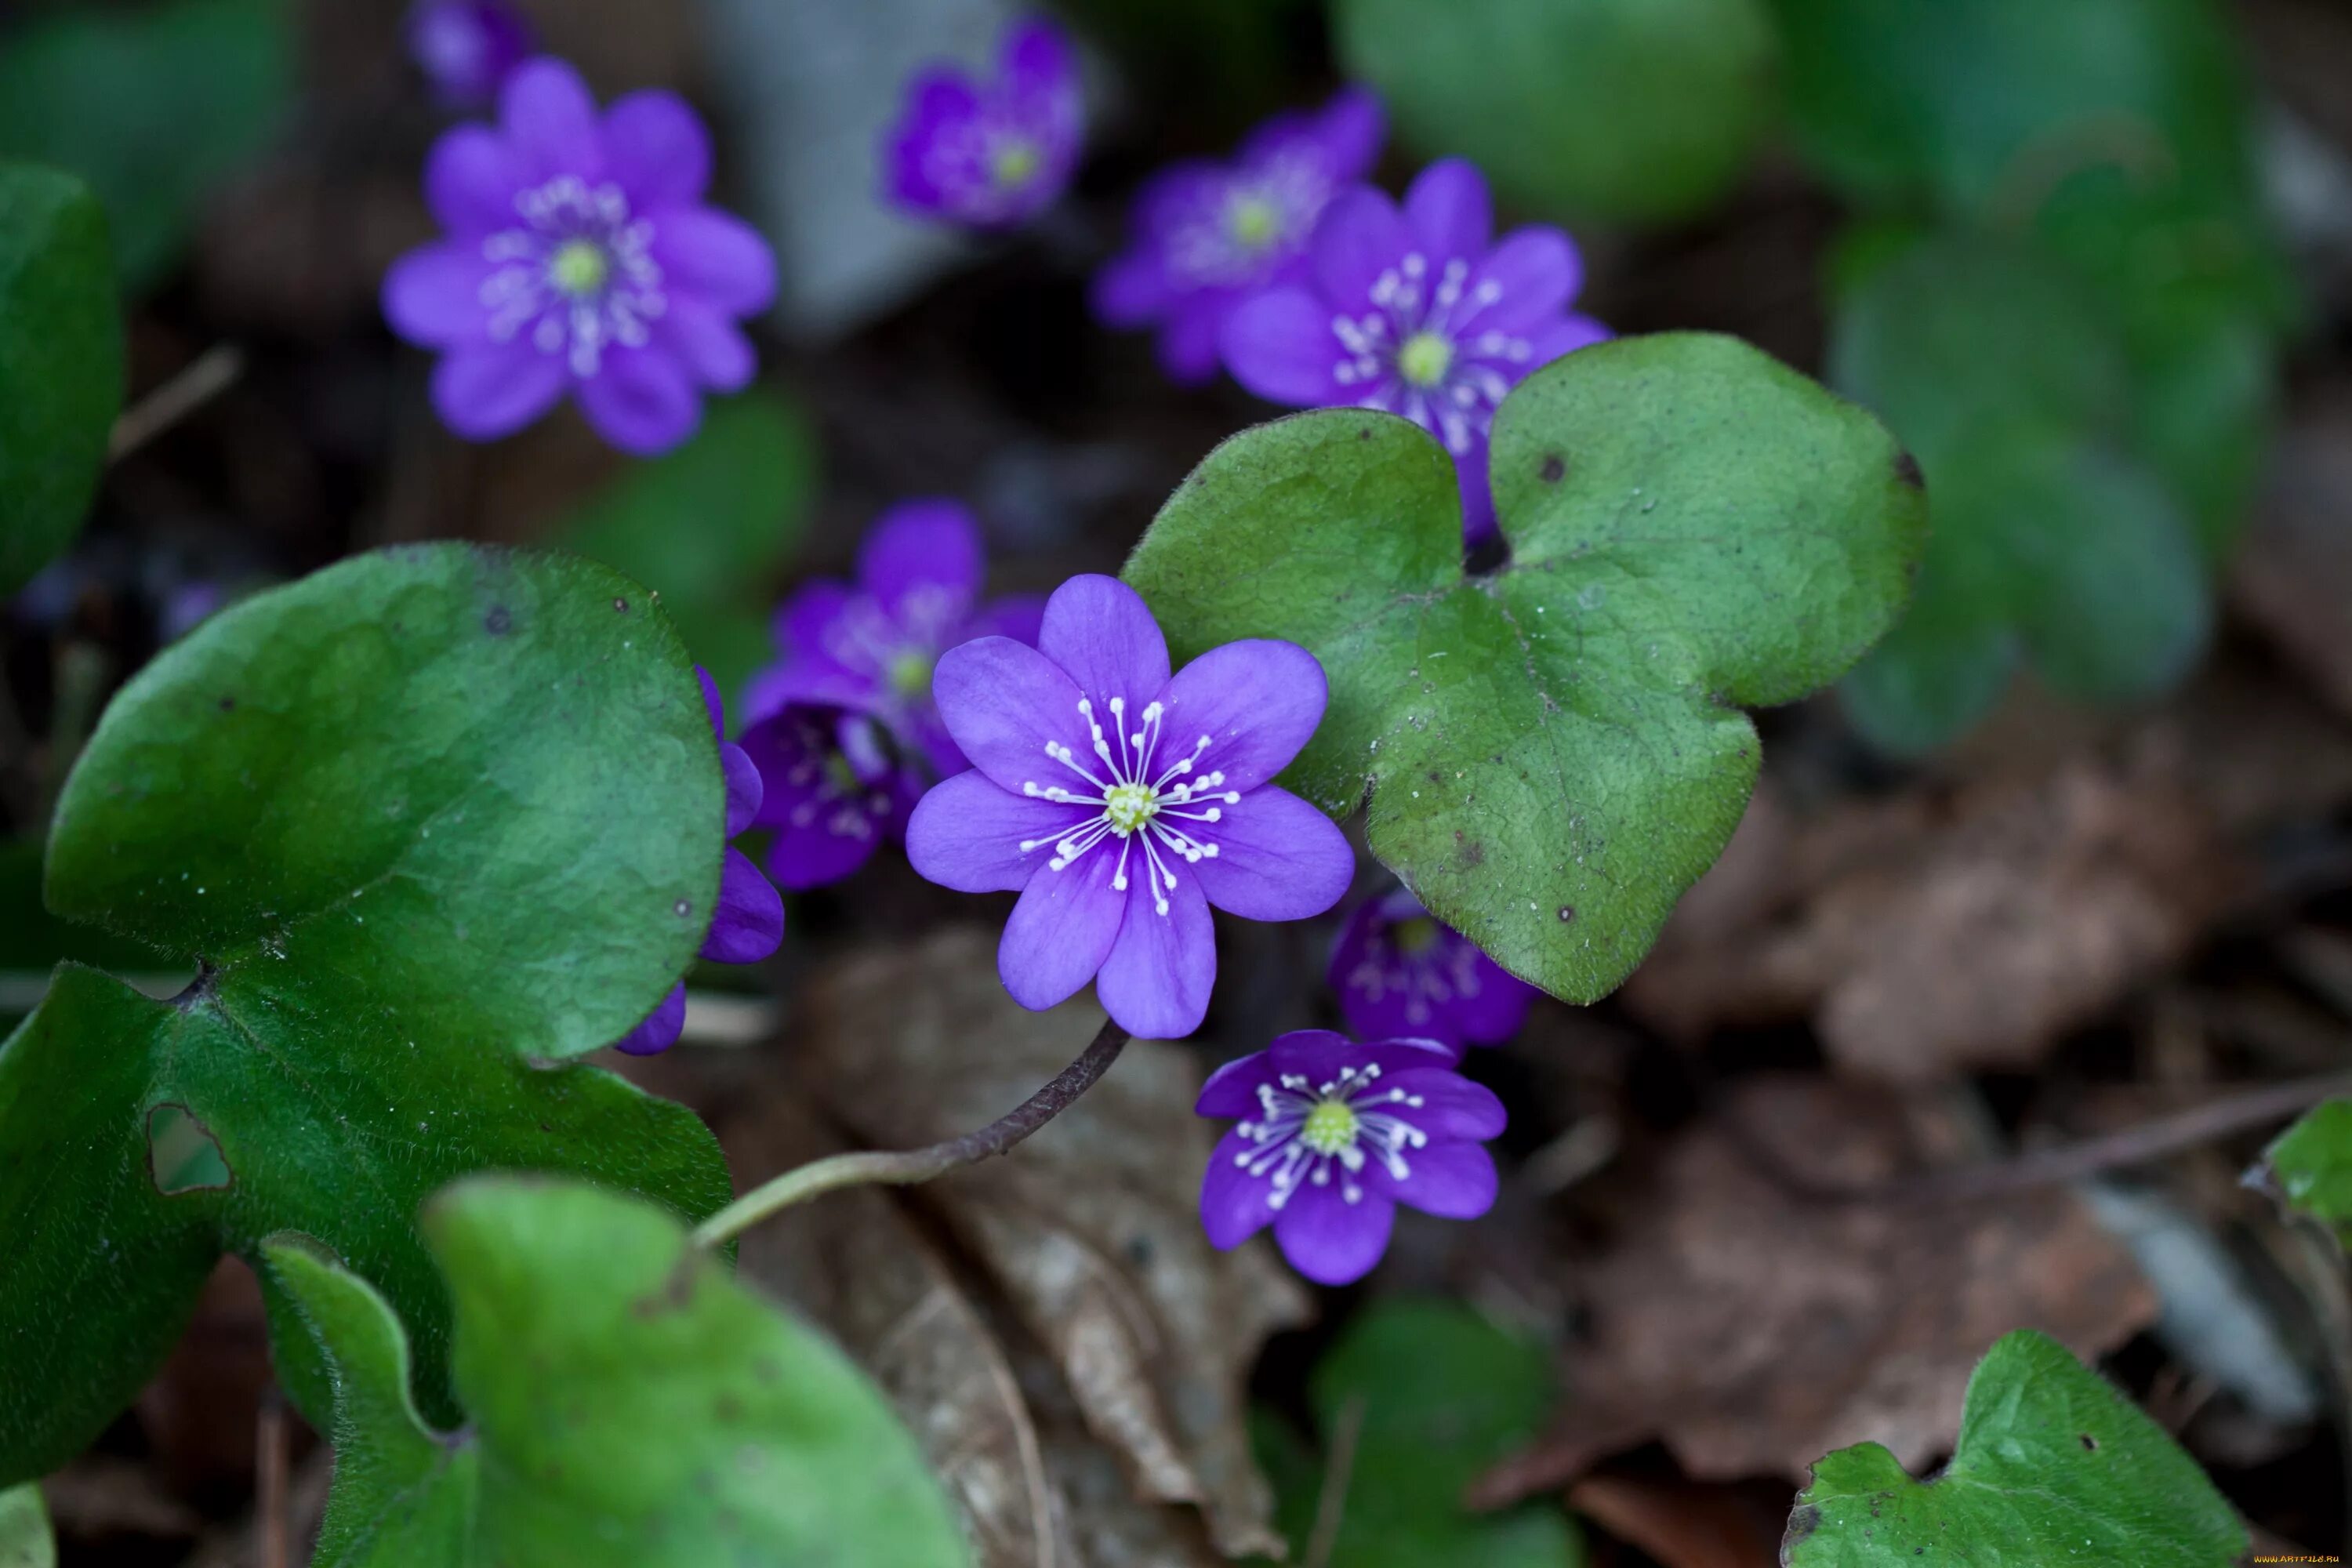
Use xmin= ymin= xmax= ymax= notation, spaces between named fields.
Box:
xmin=2079 ymin=1433 xmax=2097 ymax=1451
xmin=147 ymin=1103 xmax=231 ymax=1195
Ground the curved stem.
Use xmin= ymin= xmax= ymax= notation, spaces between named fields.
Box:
xmin=693 ymin=1018 xmax=1131 ymax=1249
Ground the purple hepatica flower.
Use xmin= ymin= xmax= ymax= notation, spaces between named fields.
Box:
xmin=1222 ymin=158 xmax=1611 ymax=544
xmin=406 ymin=0 xmax=534 ymax=106
xmin=882 ymin=16 xmax=1083 ymax=230
xmin=906 ymin=575 xmax=1354 ymax=1040
xmin=737 ymin=704 xmax=924 ymax=891
xmin=1093 ymin=87 xmax=1384 ymax=387
xmin=746 ymin=499 xmax=1043 ymax=779
xmin=1329 ymin=886 xmax=1537 ymax=1052
xmin=615 ymin=667 xmax=786 ymax=1056
xmin=383 ymin=57 xmax=778 ymax=457
xmin=1196 ymin=1029 xmax=1504 ymax=1285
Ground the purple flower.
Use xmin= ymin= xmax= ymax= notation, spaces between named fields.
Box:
xmin=1093 ymin=87 xmax=1384 ymax=387
xmin=405 ymin=0 xmax=534 ymax=105
xmin=614 ymin=667 xmax=786 ymax=1055
xmin=737 ymin=704 xmax=924 ymax=891
xmin=1329 ymin=887 xmax=1537 ymax=1051
xmin=383 ymin=57 xmax=777 ymax=457
xmin=1196 ymin=1029 xmax=1504 ymax=1285
xmin=1222 ymin=158 xmax=1610 ymax=544
xmin=746 ymin=499 xmax=1044 ymax=779
xmin=906 ymin=575 xmax=1353 ymax=1040
xmin=881 ymin=16 xmax=1083 ymax=230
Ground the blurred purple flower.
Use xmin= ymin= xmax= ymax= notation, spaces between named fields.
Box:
xmin=158 ymin=581 xmax=227 ymax=642
xmin=1196 ymin=1029 xmax=1504 ymax=1284
xmin=1093 ymin=87 xmax=1383 ymax=387
xmin=1328 ymin=886 xmax=1535 ymax=1051
xmin=1222 ymin=158 xmax=1610 ymax=543
xmin=383 ymin=57 xmax=776 ymax=456
xmin=882 ymin=16 xmax=1083 ymax=230
xmin=405 ymin=0 xmax=534 ymax=105
xmin=906 ymin=575 xmax=1352 ymax=1040
xmin=615 ymin=666 xmax=785 ymax=1055
xmin=737 ymin=704 xmax=924 ymax=891
xmin=746 ymin=499 xmax=1042 ymax=779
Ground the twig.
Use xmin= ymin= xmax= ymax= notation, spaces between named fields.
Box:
xmin=691 ymin=1018 xmax=1131 ymax=1248
xmin=256 ymin=1391 xmax=288 ymax=1568
xmin=1744 ymin=1069 xmax=2352 ymax=1208
xmin=1303 ymin=1396 xmax=1366 ymax=1568
xmin=109 ymin=344 xmax=245 ymax=463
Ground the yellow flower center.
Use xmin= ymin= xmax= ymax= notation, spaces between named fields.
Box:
xmin=1300 ymin=1098 xmax=1361 ymax=1155
xmin=887 ymin=648 xmax=934 ymax=699
xmin=1397 ymin=331 xmax=1453 ymax=387
xmin=1227 ymin=195 xmax=1280 ymax=250
xmin=1392 ymin=916 xmax=1440 ymax=956
xmin=992 ymin=140 xmax=1042 ymax=188
xmin=548 ymin=238 xmax=610 ymax=296
xmin=1104 ymin=781 xmax=1158 ymax=835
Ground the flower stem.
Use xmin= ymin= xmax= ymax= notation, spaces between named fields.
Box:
xmin=691 ymin=1017 xmax=1132 ymax=1249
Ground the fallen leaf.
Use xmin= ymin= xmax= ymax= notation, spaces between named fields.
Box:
xmin=1475 ymin=1076 xmax=2156 ymax=1501
xmin=2231 ymin=390 xmax=2352 ymax=722
xmin=1566 ymin=1473 xmax=1780 ymax=1568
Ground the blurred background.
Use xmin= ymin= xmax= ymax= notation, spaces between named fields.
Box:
xmin=4 ymin=0 xmax=2352 ymax=1562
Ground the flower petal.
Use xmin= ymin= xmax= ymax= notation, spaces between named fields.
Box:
xmin=1459 ymin=227 xmax=1581 ymax=336
xmin=1091 ymin=248 xmax=1169 ymax=327
xmin=1038 ymin=575 xmax=1170 ymax=706
xmin=1196 ymin=1048 xmax=1277 ymax=1117
xmin=612 ymin=982 xmax=686 ymax=1056
xmin=499 ymin=56 xmax=601 ymax=177
xmin=1200 ymin=1127 xmax=1278 ymax=1249
xmin=771 ymin=579 xmax=858 ymax=664
xmin=1380 ymin=1067 xmax=1507 ymax=1140
xmin=1270 ymin=1029 xmax=1460 ymax=1083
xmin=1000 ymin=17 xmax=1079 ymax=118
xmin=699 ymin=846 xmax=784 ymax=963
xmin=859 ymin=499 xmax=984 ymax=620
xmin=932 ymin=635 xmax=1091 ymax=795
xmin=1375 ymin=1140 xmax=1497 ymax=1220
xmin=1190 ymin=784 xmax=1352 ymax=921
xmin=1311 ymin=184 xmax=1410 ymax=307
xmin=1272 ymin=1182 xmax=1394 ymax=1285
xmin=1454 ymin=430 xmax=1497 ymax=547
xmin=601 ymin=89 xmax=710 ymax=210
xmin=1521 ymin=312 xmax=1613 ymax=368
xmin=1451 ymin=951 xmax=1539 ymax=1045
xmin=1095 ymin=869 xmax=1215 ymax=1040
xmin=1159 ymin=295 xmax=1228 ymax=386
xmin=719 ymin=740 xmax=763 ymax=837
xmin=652 ymin=209 xmax=778 ymax=316
xmin=658 ymin=297 xmax=756 ymax=392
xmin=998 ymin=848 xmax=1127 ymax=1011
xmin=430 ymin=340 xmax=568 ymax=441
xmin=906 ymin=769 xmax=1087 ymax=893
xmin=1158 ymin=638 xmax=1329 ymax=793
xmin=383 ymin=242 xmax=492 ymax=347
xmin=1403 ymin=158 xmax=1492 ymax=265
xmin=576 ymin=346 xmax=702 ymax=456
xmin=1311 ymin=85 xmax=1387 ymax=179
xmin=1221 ymin=287 xmax=1344 ymax=408
xmin=964 ymin=592 xmax=1046 ymax=648
xmin=424 ymin=124 xmax=526 ymax=235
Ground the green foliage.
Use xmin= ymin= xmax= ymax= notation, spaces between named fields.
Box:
xmin=0 ymin=1484 xmax=51 ymax=1568
xmin=2253 ymin=1100 xmax=2352 ymax=1248
xmin=555 ymin=393 xmax=818 ymax=696
xmin=0 ymin=546 xmax=735 ymax=1485
xmin=0 ymin=0 xmax=293 ymax=292
xmin=1253 ymin=1300 xmax=1580 ymax=1566
xmin=0 ymin=164 xmax=121 ymax=596
xmin=1123 ymin=334 xmax=1924 ymax=1002
xmin=1332 ymin=0 xmax=1775 ymax=223
xmin=1785 ymin=1330 xmax=2244 ymax=1566
xmin=267 ymin=1178 xmax=967 ymax=1568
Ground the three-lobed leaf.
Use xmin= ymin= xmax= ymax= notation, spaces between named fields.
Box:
xmin=0 ymin=162 xmax=121 ymax=596
xmin=267 ymin=1178 xmax=967 ymax=1568
xmin=1124 ymin=333 xmax=1925 ymax=1002
xmin=0 ymin=545 xmax=734 ymax=1483
xmin=2252 ymin=1100 xmax=2352 ymax=1249
xmin=1784 ymin=1330 xmax=2244 ymax=1566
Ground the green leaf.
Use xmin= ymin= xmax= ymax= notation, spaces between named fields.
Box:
xmin=1333 ymin=0 xmax=1775 ymax=223
xmin=1 ymin=545 xmax=733 ymax=1484
xmin=1253 ymin=1301 xmax=1580 ymax=1568
xmin=0 ymin=0 xmax=293 ymax=293
xmin=0 ymin=163 xmax=121 ymax=596
xmin=1123 ymin=333 xmax=1924 ymax=1001
xmin=0 ymin=1483 xmax=52 ymax=1568
xmin=2252 ymin=1100 xmax=2352 ymax=1248
xmin=555 ymin=393 xmax=818 ymax=695
xmin=267 ymin=1178 xmax=968 ymax=1568
xmin=1785 ymin=1330 xmax=2244 ymax=1566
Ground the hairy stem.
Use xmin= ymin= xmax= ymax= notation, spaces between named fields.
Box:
xmin=692 ymin=1018 xmax=1131 ymax=1248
